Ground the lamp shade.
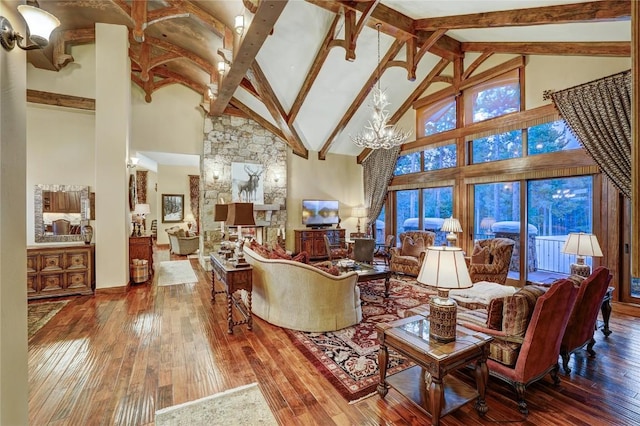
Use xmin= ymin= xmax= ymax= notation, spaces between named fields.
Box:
xmin=214 ymin=204 xmax=228 ymax=221
xmin=17 ymin=5 xmax=60 ymax=47
xmin=562 ymin=232 xmax=603 ymax=257
xmin=134 ymin=203 xmax=150 ymax=216
xmin=441 ymin=217 xmax=462 ymax=233
xmin=352 ymin=206 xmax=367 ymax=218
xmin=417 ymin=246 xmax=472 ymax=290
xmin=226 ymin=203 xmax=255 ymax=226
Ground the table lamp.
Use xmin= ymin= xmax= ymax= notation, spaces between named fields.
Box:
xmin=133 ymin=203 xmax=150 ymax=236
xmin=561 ymin=232 xmax=603 ymax=277
xmin=480 ymin=217 xmax=496 ymax=237
xmin=226 ymin=202 xmax=255 ymax=267
xmin=417 ymin=246 xmax=473 ymax=343
xmin=352 ymin=206 xmax=368 ymax=235
xmin=184 ymin=212 xmax=196 ymax=232
xmin=214 ymin=203 xmax=228 ymax=240
xmin=441 ymin=217 xmax=463 ymax=246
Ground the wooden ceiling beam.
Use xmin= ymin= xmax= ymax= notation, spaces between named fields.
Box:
xmin=462 ymin=42 xmax=630 ymax=57
xmin=249 ymin=63 xmax=309 ymax=158
xmin=288 ymin=14 xmax=341 ymax=125
xmin=27 ymin=90 xmax=95 ymax=111
xmin=318 ymin=39 xmax=404 ymax=160
xmin=415 ymin=1 xmax=631 ymax=30
xmin=211 ymin=0 xmax=287 ymax=116
xmin=228 ymin=98 xmax=289 ymax=145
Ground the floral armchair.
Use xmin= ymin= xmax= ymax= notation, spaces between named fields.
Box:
xmin=467 ymin=237 xmax=515 ymax=284
xmin=389 ymin=231 xmax=435 ymax=276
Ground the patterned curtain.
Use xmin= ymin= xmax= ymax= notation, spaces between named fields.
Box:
xmin=363 ymin=146 xmax=401 ymax=236
xmin=551 ymin=70 xmax=632 ymax=199
xmin=189 ymin=175 xmax=200 ymax=232
xmin=136 ymin=170 xmax=148 ymax=203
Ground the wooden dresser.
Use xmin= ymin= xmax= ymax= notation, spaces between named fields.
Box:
xmin=294 ymin=228 xmax=345 ymax=260
xmin=129 ymin=235 xmax=154 ymax=279
xmin=27 ymin=244 xmax=95 ymax=300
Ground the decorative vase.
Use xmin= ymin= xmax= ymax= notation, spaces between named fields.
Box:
xmin=81 ymin=224 xmax=93 ymax=244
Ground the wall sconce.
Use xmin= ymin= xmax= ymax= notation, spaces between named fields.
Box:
xmin=234 ymin=14 xmax=245 ymax=35
xmin=213 ymin=170 xmax=220 ymax=180
xmin=127 ymin=157 xmax=139 ymax=169
xmin=1 ymin=5 xmax=60 ymax=51
xmin=273 ymin=173 xmax=281 ymax=183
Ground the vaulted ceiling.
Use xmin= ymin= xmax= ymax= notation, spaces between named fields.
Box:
xmin=27 ymin=0 xmax=631 ymax=160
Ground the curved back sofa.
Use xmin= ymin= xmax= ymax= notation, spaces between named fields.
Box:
xmin=243 ymin=246 xmax=362 ymax=332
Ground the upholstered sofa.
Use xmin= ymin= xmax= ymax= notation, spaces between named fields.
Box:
xmin=389 ymin=230 xmax=436 ymax=276
xmin=166 ymin=226 xmax=199 ymax=255
xmin=242 ymin=246 xmax=362 ymax=332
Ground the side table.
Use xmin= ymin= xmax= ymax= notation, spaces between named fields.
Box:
xmin=377 ymin=315 xmax=492 ymax=425
xmin=210 ymin=253 xmax=253 ymax=334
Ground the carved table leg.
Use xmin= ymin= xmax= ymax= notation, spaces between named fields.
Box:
xmin=247 ymin=290 xmax=253 ymax=331
xmin=226 ymin=291 xmax=233 ymax=334
xmin=429 ymin=376 xmax=443 ymax=426
xmin=474 ymin=358 xmax=489 ymax=415
xmin=377 ymin=343 xmax=389 ymax=397
xmin=601 ymin=296 xmax=612 ymax=337
xmin=384 ymin=274 xmax=391 ymax=298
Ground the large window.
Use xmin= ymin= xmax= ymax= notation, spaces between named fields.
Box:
xmin=396 ymin=190 xmax=419 ymax=242
xmin=417 ymin=97 xmax=456 ymax=138
xmin=424 ymin=144 xmax=457 ymax=171
xmin=423 ymin=187 xmax=453 ymax=245
xmin=474 ymin=181 xmax=522 ymax=280
xmin=394 ymin=152 xmax=421 ymax=176
xmin=527 ymin=176 xmax=594 ymax=278
xmin=464 ymin=69 xmax=520 ymax=124
xmin=528 ymin=120 xmax=581 ymax=155
xmin=471 ymin=130 xmax=522 ymax=164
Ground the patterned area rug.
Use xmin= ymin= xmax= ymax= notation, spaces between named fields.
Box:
xmin=28 ymin=300 xmax=69 ymax=339
xmin=284 ymin=278 xmax=436 ymax=402
xmin=156 ymin=260 xmax=198 ymax=286
xmin=155 ymin=382 xmax=278 ymax=426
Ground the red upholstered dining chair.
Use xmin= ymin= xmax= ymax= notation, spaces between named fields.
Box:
xmin=559 ymin=266 xmax=612 ymax=374
xmin=461 ymin=279 xmax=578 ymax=414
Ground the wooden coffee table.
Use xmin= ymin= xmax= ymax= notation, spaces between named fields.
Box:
xmin=377 ymin=316 xmax=492 ymax=425
xmin=340 ymin=261 xmax=392 ymax=297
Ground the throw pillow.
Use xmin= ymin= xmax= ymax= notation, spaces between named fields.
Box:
xmin=501 ymin=295 xmax=531 ymax=337
xmin=486 ymin=297 xmax=504 ymax=330
xmin=566 ymin=274 xmax=586 ymax=287
xmin=176 ymin=229 xmax=186 ymax=237
xmin=401 ymin=236 xmax=425 ymax=257
xmin=312 ymin=262 xmax=341 ymax=276
xmin=292 ymin=251 xmax=309 ymax=264
xmin=471 ymin=244 xmax=491 ymax=265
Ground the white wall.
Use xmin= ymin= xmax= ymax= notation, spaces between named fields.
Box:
xmin=0 ymin=2 xmax=29 ymax=423
xmin=156 ymin=164 xmax=200 ymax=246
xmin=287 ymin=151 xmax=363 ymax=250
xmin=26 ymin=105 xmax=95 ymax=244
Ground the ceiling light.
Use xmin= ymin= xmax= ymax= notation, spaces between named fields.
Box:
xmin=0 ymin=5 xmax=60 ymax=51
xmin=351 ymin=24 xmax=411 ymax=150
xmin=127 ymin=157 xmax=139 ymax=168
xmin=234 ymin=14 xmax=244 ymax=35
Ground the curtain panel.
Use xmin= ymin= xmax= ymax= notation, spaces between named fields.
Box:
xmin=551 ymin=70 xmax=632 ymax=199
xmin=363 ymin=147 xmax=400 ymax=235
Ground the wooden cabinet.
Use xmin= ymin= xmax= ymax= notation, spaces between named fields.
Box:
xmin=42 ymin=190 xmax=81 ymax=213
xmin=294 ymin=228 xmax=345 ymax=260
xmin=27 ymin=244 xmax=95 ymax=300
xmin=129 ymin=235 xmax=154 ymax=283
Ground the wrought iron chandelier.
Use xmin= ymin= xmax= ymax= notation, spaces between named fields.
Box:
xmin=351 ymin=24 xmax=411 ymax=150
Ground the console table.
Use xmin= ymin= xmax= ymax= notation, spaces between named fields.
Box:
xmin=210 ymin=253 xmax=253 ymax=334
xmin=377 ymin=316 xmax=492 ymax=425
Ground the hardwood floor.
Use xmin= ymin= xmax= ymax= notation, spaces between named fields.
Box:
xmin=29 ymin=249 xmax=640 ymax=425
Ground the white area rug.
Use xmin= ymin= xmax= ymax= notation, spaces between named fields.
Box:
xmin=155 ymin=383 xmax=278 ymax=426
xmin=156 ymin=260 xmax=198 ymax=286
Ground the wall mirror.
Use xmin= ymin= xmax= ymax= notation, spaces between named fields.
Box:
xmin=34 ymin=184 xmax=90 ymax=243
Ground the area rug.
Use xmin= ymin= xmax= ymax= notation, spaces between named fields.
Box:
xmin=28 ymin=300 xmax=69 ymax=339
xmin=155 ymin=382 xmax=278 ymax=426
xmin=156 ymin=260 xmax=198 ymax=286
xmin=285 ymin=278 xmax=436 ymax=402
